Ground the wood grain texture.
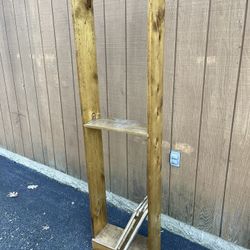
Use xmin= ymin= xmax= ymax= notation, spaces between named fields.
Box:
xmin=0 ymin=1 xmax=249 ymax=247
xmin=85 ymin=119 xmax=147 ymax=137
xmin=104 ymin=0 xmax=128 ymax=198
xmin=147 ymin=0 xmax=165 ymax=249
xmin=162 ymin=0 xmax=178 ymax=214
xmin=0 ymin=103 xmax=7 ymax=147
xmin=221 ymin=1 xmax=250 ymax=248
xmin=67 ymin=0 xmax=87 ymax=180
xmin=92 ymin=224 xmax=147 ymax=250
xmin=24 ymin=0 xmax=55 ymax=167
xmin=13 ymin=0 xmax=44 ymax=164
xmin=38 ymin=0 xmax=67 ymax=172
xmin=0 ymin=4 xmax=24 ymax=155
xmin=52 ymin=0 xmax=81 ymax=178
xmin=71 ymin=0 xmax=107 ymax=236
xmin=93 ymin=0 xmax=110 ymax=190
xmin=169 ymin=0 xmax=210 ymax=224
xmin=2 ymin=0 xmax=34 ymax=159
xmin=193 ymin=0 xmax=246 ymax=235
xmin=0 ymin=55 xmax=15 ymax=152
xmin=126 ymin=0 xmax=148 ymax=203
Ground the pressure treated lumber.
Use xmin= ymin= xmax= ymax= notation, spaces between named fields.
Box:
xmin=147 ymin=0 xmax=165 ymax=249
xmin=92 ymin=224 xmax=147 ymax=250
xmin=71 ymin=0 xmax=107 ymax=236
xmin=84 ymin=118 xmax=148 ymax=137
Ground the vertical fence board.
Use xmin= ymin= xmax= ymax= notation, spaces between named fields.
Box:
xmin=169 ymin=0 xmax=210 ymax=224
xmin=52 ymin=0 xmax=81 ymax=178
xmin=162 ymin=0 xmax=178 ymax=213
xmin=24 ymin=0 xmax=55 ymax=167
xmin=67 ymin=0 xmax=86 ymax=180
xmin=13 ymin=0 xmax=44 ymax=164
xmin=0 ymin=104 xmax=7 ymax=147
xmin=126 ymin=0 xmax=147 ymax=203
xmin=0 ymin=4 xmax=23 ymax=155
xmin=105 ymin=0 xmax=127 ymax=197
xmin=194 ymin=0 xmax=246 ymax=235
xmin=0 ymin=55 xmax=15 ymax=152
xmin=38 ymin=0 xmax=67 ymax=172
xmin=2 ymin=0 xmax=33 ymax=159
xmin=221 ymin=2 xmax=250 ymax=248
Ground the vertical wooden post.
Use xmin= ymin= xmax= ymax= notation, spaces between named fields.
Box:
xmin=71 ymin=0 xmax=107 ymax=236
xmin=147 ymin=0 xmax=165 ymax=249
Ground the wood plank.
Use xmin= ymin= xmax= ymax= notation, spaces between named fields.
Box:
xmin=93 ymin=0 xmax=110 ymax=190
xmin=24 ymin=0 xmax=56 ymax=167
xmin=92 ymin=224 xmax=147 ymax=250
xmin=67 ymin=0 xmax=87 ymax=180
xmin=193 ymin=0 xmax=246 ymax=235
xmin=0 ymin=55 xmax=15 ymax=152
xmin=0 ymin=3 xmax=23 ymax=155
xmin=38 ymin=0 xmax=67 ymax=172
xmin=105 ymin=0 xmax=128 ymax=198
xmin=2 ymin=0 xmax=34 ymax=159
xmin=126 ymin=0 xmax=148 ymax=203
xmin=0 ymin=103 xmax=7 ymax=147
xmin=221 ymin=2 xmax=250 ymax=248
xmin=147 ymin=0 xmax=165 ymax=249
xmin=169 ymin=0 xmax=210 ymax=224
xmin=71 ymin=0 xmax=107 ymax=236
xmin=13 ymin=0 xmax=44 ymax=164
xmin=162 ymin=0 xmax=178 ymax=214
xmin=52 ymin=0 xmax=81 ymax=178
xmin=85 ymin=119 xmax=147 ymax=137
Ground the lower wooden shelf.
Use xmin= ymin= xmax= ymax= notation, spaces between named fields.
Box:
xmin=92 ymin=224 xmax=147 ymax=250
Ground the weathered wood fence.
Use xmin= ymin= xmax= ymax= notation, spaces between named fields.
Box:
xmin=0 ymin=0 xmax=249 ymax=248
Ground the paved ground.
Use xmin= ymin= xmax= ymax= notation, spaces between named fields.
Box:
xmin=0 ymin=155 xmax=208 ymax=250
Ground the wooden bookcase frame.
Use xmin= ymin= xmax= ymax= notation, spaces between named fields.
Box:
xmin=71 ymin=0 xmax=165 ymax=249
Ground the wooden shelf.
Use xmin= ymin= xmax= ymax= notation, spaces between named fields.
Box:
xmin=84 ymin=118 xmax=148 ymax=137
xmin=92 ymin=224 xmax=147 ymax=250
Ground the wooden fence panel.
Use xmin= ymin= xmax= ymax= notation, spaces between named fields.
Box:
xmin=52 ymin=0 xmax=81 ymax=178
xmin=104 ymin=0 xmax=128 ymax=197
xmin=0 ymin=1 xmax=23 ymax=155
xmin=193 ymin=0 xmax=246 ymax=235
xmin=0 ymin=103 xmax=6 ymax=147
xmin=24 ymin=0 xmax=56 ymax=167
xmin=2 ymin=0 xmax=33 ymax=159
xmin=13 ymin=0 xmax=44 ymax=164
xmin=37 ymin=0 xmax=67 ymax=172
xmin=221 ymin=1 xmax=250 ymax=248
xmin=67 ymin=0 xmax=86 ymax=180
xmin=169 ymin=0 xmax=210 ymax=224
xmin=126 ymin=0 xmax=147 ymax=203
xmin=161 ymin=0 xmax=177 ymax=213
xmin=0 ymin=55 xmax=15 ymax=152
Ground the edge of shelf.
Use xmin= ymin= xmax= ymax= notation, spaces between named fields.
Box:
xmin=84 ymin=118 xmax=148 ymax=137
